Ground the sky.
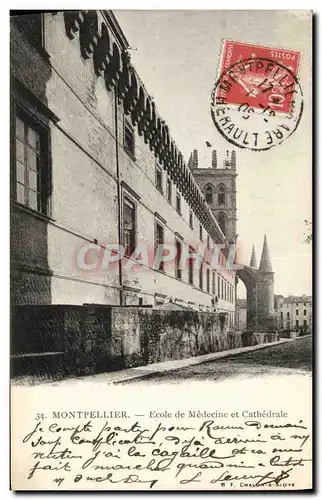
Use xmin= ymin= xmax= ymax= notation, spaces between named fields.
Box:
xmin=115 ymin=10 xmax=312 ymax=298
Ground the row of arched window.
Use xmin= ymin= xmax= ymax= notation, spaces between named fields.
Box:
xmin=205 ymin=183 xmax=226 ymax=206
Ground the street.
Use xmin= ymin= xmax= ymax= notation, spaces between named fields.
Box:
xmin=125 ymin=335 xmax=312 ymax=385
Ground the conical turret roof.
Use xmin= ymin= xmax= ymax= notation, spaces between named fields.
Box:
xmin=259 ymin=235 xmax=273 ymax=273
xmin=249 ymin=245 xmax=257 ymax=268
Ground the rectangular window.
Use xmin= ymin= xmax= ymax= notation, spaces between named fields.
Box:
xmin=189 ymin=210 xmax=193 ymax=229
xmin=221 ymin=279 xmax=224 ymax=300
xmin=212 ymin=272 xmax=216 ymax=295
xmin=199 ymin=263 xmax=203 ymax=290
xmin=207 ymin=235 xmax=210 ymax=249
xmin=188 ymin=247 xmax=194 ymax=285
xmin=175 ymin=240 xmax=182 ymax=279
xmin=176 ymin=192 xmax=181 ymax=214
xmin=281 ymin=312 xmax=283 ymax=318
xmin=199 ymin=224 xmax=203 ymax=241
xmin=304 ymin=319 xmax=307 ymax=327
xmin=155 ymin=222 xmax=165 ymax=271
xmin=124 ymin=120 xmax=135 ymax=157
xmin=14 ymin=110 xmax=49 ymax=215
xmin=206 ymin=268 xmax=210 ymax=293
xmin=217 ymin=276 xmax=220 ymax=298
xmin=123 ymin=196 xmax=136 ymax=256
xmin=304 ymin=302 xmax=306 ymax=306
xmin=166 ymin=177 xmax=172 ymax=202
xmin=287 ymin=312 xmax=290 ymax=319
xmin=156 ymin=164 xmax=163 ymax=192
xmin=296 ymin=309 xmax=299 ymax=315
xmin=296 ymin=320 xmax=299 ymax=328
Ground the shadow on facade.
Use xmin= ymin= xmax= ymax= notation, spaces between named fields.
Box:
xmin=10 ymin=14 xmax=54 ymax=307
xmin=10 ymin=14 xmax=55 ymax=375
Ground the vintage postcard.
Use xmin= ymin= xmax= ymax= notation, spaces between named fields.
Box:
xmin=10 ymin=10 xmax=313 ymax=491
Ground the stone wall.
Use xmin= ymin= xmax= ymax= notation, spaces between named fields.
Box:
xmin=11 ymin=305 xmax=242 ymax=378
xmin=241 ymin=331 xmax=280 ymax=347
xmin=112 ymin=308 xmax=241 ymax=367
xmin=12 ymin=305 xmax=283 ymax=380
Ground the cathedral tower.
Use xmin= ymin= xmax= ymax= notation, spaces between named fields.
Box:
xmin=190 ymin=149 xmax=237 ymax=243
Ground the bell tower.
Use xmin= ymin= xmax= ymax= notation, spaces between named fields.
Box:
xmin=190 ymin=149 xmax=237 ymax=243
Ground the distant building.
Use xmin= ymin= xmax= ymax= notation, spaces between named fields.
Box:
xmin=275 ymin=295 xmax=312 ymax=333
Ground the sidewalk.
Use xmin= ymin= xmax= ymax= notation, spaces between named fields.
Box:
xmin=14 ymin=336 xmax=310 ymax=387
xmin=67 ymin=337 xmax=296 ymax=386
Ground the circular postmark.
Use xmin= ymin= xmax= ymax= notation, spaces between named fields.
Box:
xmin=211 ymin=57 xmax=304 ymax=151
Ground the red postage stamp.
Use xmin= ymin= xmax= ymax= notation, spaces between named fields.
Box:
xmin=217 ymin=40 xmax=301 ymax=114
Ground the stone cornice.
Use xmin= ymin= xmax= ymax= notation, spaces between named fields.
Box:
xmin=60 ymin=10 xmax=228 ymax=246
xmin=102 ymin=10 xmax=129 ymax=50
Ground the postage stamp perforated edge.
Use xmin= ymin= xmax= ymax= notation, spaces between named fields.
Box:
xmin=217 ymin=38 xmax=301 ymax=80
xmin=213 ymin=39 xmax=302 ymax=120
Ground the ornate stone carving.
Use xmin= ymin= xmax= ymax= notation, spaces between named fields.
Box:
xmin=118 ymin=51 xmax=131 ymax=103
xmin=80 ymin=10 xmax=99 ymax=60
xmin=63 ymin=10 xmax=86 ymax=40
xmin=93 ymin=23 xmax=111 ymax=76
xmin=61 ymin=9 xmax=226 ymax=244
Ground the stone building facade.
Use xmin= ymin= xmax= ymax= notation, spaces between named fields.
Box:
xmin=10 ymin=11 xmax=236 ymax=325
xmin=275 ymin=295 xmax=312 ymax=333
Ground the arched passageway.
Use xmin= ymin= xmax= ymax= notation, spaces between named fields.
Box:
xmin=237 ymin=265 xmax=258 ymax=331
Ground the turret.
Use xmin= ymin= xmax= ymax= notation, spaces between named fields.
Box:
xmin=211 ymin=150 xmax=217 ymax=169
xmin=257 ymin=235 xmax=275 ymax=331
xmin=249 ymin=245 xmax=257 ymax=268
xmin=259 ymin=234 xmax=273 ymax=273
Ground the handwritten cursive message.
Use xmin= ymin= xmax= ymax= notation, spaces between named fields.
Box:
xmin=17 ymin=411 xmax=312 ymax=490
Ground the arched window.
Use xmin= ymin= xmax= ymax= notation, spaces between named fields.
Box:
xmin=218 ymin=184 xmax=226 ymax=206
xmin=205 ymin=184 xmax=213 ymax=204
xmin=218 ymin=212 xmax=227 ymax=234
